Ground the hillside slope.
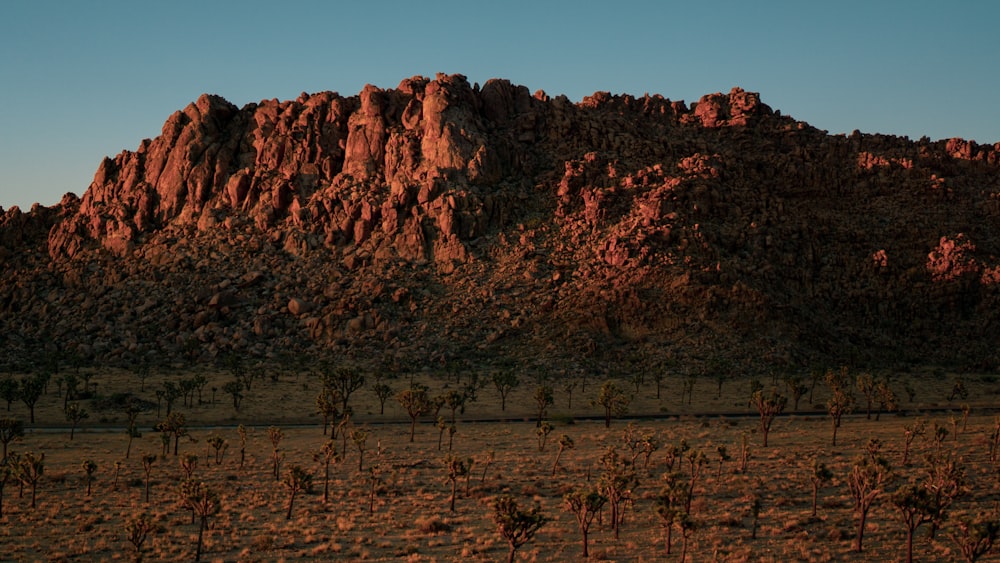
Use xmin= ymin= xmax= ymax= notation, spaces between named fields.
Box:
xmin=3 ymin=73 xmax=1000 ymax=376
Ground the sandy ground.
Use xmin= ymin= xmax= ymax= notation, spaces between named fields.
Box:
xmin=1 ymin=365 xmax=998 ymax=561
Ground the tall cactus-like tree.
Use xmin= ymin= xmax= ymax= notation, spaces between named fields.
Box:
xmin=564 ymin=489 xmax=606 ymax=558
xmin=179 ymin=479 xmax=220 ymax=561
xmin=313 ymin=440 xmax=340 ymax=504
xmin=891 ymin=482 xmax=938 ymax=563
xmin=18 ymin=375 xmax=45 ymax=424
xmin=810 ymin=459 xmax=833 ymax=517
xmin=20 ymin=451 xmax=44 ymax=509
xmin=595 ymin=380 xmax=630 ymax=428
xmin=533 ymin=384 xmax=554 ymax=427
xmin=268 ymin=426 xmax=284 ymax=480
xmin=0 ymin=417 xmax=24 ymax=461
xmin=445 ymin=454 xmax=471 ymax=512
xmin=751 ymin=389 xmax=787 ymax=447
xmin=81 ymin=459 xmax=97 ymax=497
xmin=492 ymin=495 xmax=547 ymax=563
xmin=827 ymin=387 xmax=853 ymax=447
xmin=848 ymin=454 xmax=892 ymax=552
xmin=124 ymin=513 xmax=157 ymax=562
xmin=65 ymin=402 xmax=88 ymax=440
xmin=141 ymin=453 xmax=156 ymax=503
xmin=156 ymin=412 xmax=188 ymax=456
xmin=948 ymin=512 xmax=1000 ymax=562
xmin=492 ymin=371 xmax=519 ymax=412
xmin=282 ymin=465 xmax=313 ymax=520
xmin=397 ymin=384 xmax=431 ymax=442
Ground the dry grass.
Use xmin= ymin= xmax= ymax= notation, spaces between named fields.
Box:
xmin=1 ymin=365 xmax=998 ymax=560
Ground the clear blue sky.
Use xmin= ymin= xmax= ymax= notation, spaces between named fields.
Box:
xmin=1 ymin=0 xmax=997 ymax=210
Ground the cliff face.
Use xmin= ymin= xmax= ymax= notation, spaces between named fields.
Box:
xmin=4 ymin=73 xmax=1000 ymax=375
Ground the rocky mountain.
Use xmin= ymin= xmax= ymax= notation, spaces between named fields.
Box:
xmin=3 ymin=73 xmax=1000 ymax=377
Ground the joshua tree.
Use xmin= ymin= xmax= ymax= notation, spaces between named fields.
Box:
xmin=445 ymin=454 xmax=471 ymax=512
xmin=372 ymin=381 xmax=393 ymax=415
xmin=322 ymin=365 xmax=366 ymax=414
xmin=784 ymin=373 xmax=809 ymax=411
xmin=0 ymin=458 xmax=13 ymax=517
xmin=655 ymin=472 xmax=690 ymax=556
xmin=923 ymin=450 xmax=968 ymax=538
xmin=179 ymin=479 xmax=220 ymax=561
xmin=236 ymin=424 xmax=248 ymax=470
xmin=141 ymin=453 xmax=156 ymax=503
xmin=133 ymin=360 xmax=151 ymax=392
xmin=595 ymin=380 xmax=630 ymax=428
xmin=65 ymin=402 xmax=88 ymax=440
xmin=180 ymin=454 xmax=198 ymax=480
xmin=268 ymin=426 xmax=284 ymax=480
xmin=81 ymin=459 xmax=97 ymax=497
xmin=533 ymin=384 xmax=554 ymax=427
xmin=901 ymin=418 xmax=926 ymax=466
xmin=18 ymin=375 xmax=44 ymax=424
xmin=222 ymin=380 xmax=243 ymax=412
xmin=125 ymin=513 xmax=157 ymax=562
xmin=948 ymin=512 xmax=1000 ymax=562
xmin=113 ymin=460 xmax=123 ymax=491
xmin=282 ymin=464 xmax=313 ymax=520
xmin=492 ymin=371 xmax=519 ymax=411
xmin=480 ymin=450 xmax=495 ymax=483
xmin=161 ymin=381 xmax=181 ymax=415
xmin=716 ymin=445 xmax=731 ymax=479
xmin=0 ymin=378 xmax=19 ymax=411
xmin=736 ymin=432 xmax=751 ymax=473
xmin=874 ymin=379 xmax=897 ymax=421
xmin=315 ymin=387 xmax=341 ymax=436
xmin=949 ymin=377 xmax=968 ymax=402
xmin=313 ymin=440 xmax=340 ymax=504
xmin=442 ymin=389 xmax=467 ymax=424
xmin=492 ymin=495 xmax=548 ymax=563
xmin=827 ymin=387 xmax=853 ymax=447
xmin=0 ymin=417 xmax=24 ymax=461
xmin=856 ymin=373 xmax=877 ymax=419
xmin=351 ymin=427 xmax=369 ymax=472
xmin=397 ymin=384 xmax=431 ymax=442
xmin=848 ymin=454 xmax=892 ymax=552
xmin=20 ymin=451 xmax=44 ymax=509
xmin=562 ymin=380 xmax=577 ymax=408
xmin=682 ymin=372 xmax=697 ymax=405
xmin=552 ymin=434 xmax=574 ymax=476
xmin=124 ymin=400 xmax=144 ymax=459
xmin=156 ymin=412 xmax=188 ymax=456
xmin=207 ymin=435 xmax=228 ymax=465
xmin=564 ymin=489 xmax=606 ymax=558
xmin=810 ymin=459 xmax=833 ymax=516
xmin=536 ymin=421 xmax=553 ymax=452
xmin=891 ymin=482 xmax=938 ymax=563
xmin=600 ymin=446 xmax=638 ymax=539
xmin=751 ymin=388 xmax=787 ymax=447
xmin=368 ymin=447 xmax=383 ymax=513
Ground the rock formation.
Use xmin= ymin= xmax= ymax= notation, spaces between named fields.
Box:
xmin=3 ymin=73 xmax=1000 ymax=376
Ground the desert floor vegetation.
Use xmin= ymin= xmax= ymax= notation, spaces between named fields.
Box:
xmin=0 ymin=364 xmax=999 ymax=561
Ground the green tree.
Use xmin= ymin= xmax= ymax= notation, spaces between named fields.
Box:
xmin=891 ymin=482 xmax=937 ymax=563
xmin=321 ymin=365 xmax=366 ymax=414
xmin=492 ymin=495 xmax=548 ymax=563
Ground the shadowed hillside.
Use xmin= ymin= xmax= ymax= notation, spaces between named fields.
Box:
xmin=2 ymin=73 xmax=1000 ymax=377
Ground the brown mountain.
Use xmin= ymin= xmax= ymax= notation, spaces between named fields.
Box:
xmin=3 ymin=73 xmax=1000 ymax=377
